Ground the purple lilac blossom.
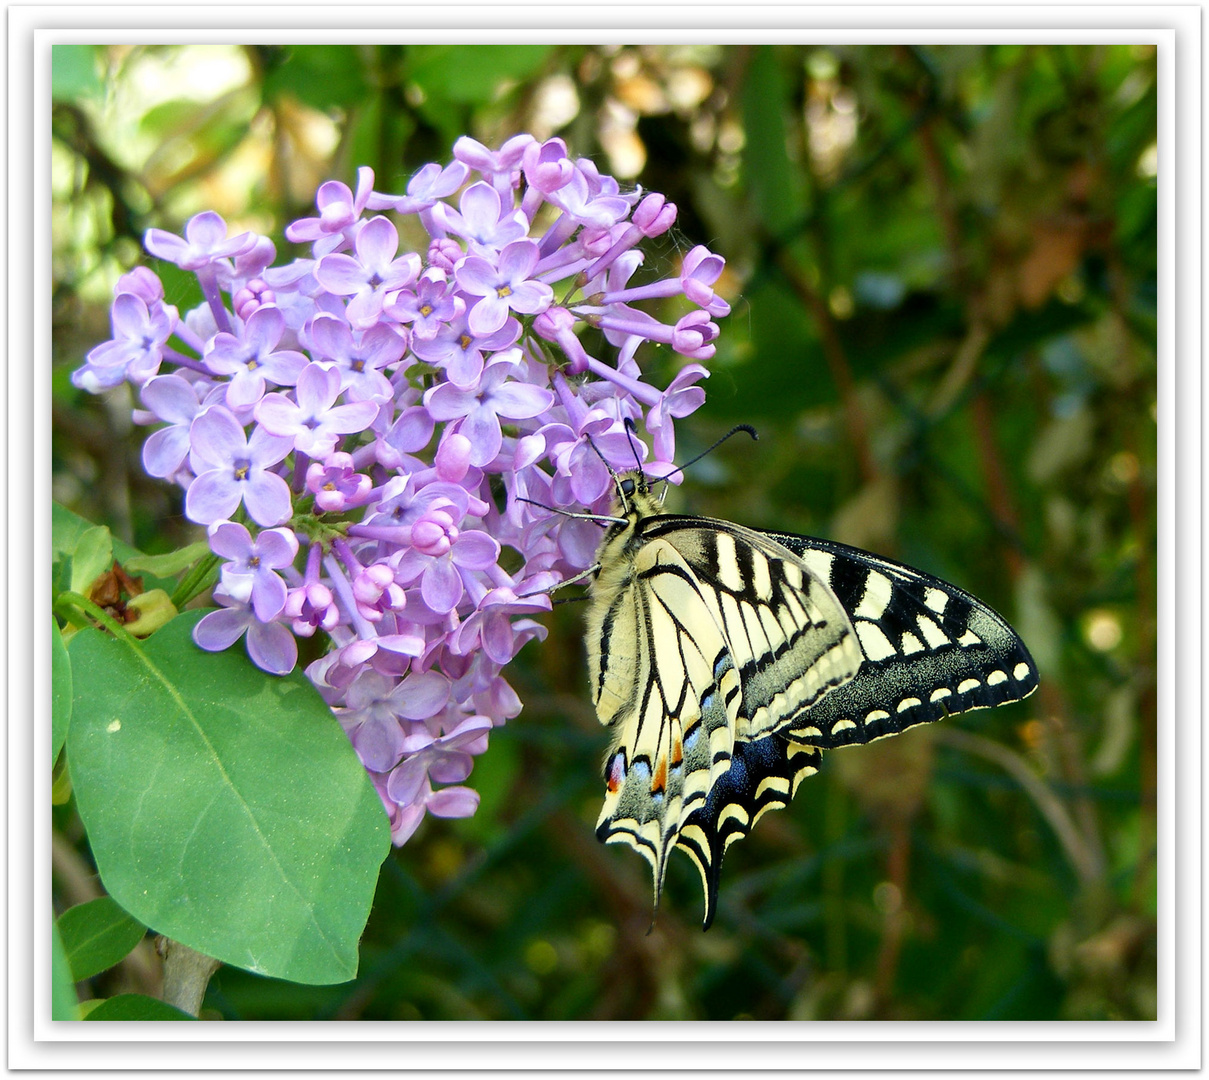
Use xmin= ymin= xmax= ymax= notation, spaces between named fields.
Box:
xmin=72 ymin=133 xmax=730 ymax=846
xmin=208 ymin=520 xmax=298 ymax=622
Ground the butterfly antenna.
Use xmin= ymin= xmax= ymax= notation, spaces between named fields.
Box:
xmin=622 ymin=417 xmax=646 ymax=475
xmin=515 ymin=496 xmax=625 ymax=527
xmin=658 ymin=424 xmax=759 ymax=488
xmin=581 ymin=430 xmax=620 ymax=484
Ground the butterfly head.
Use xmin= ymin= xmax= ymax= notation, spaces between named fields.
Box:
xmin=610 ymin=469 xmax=665 ymax=522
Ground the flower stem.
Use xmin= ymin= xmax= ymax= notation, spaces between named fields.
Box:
xmin=53 ymin=592 xmax=137 ymax=640
xmin=171 ymin=551 xmax=221 ymax=609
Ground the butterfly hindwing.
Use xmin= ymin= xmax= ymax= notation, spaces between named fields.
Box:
xmin=589 ymin=535 xmax=743 ymax=901
xmin=675 ymin=734 xmax=822 ymax=930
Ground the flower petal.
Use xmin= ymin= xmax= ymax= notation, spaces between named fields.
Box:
xmin=140 ymin=374 xmax=199 ymax=424
xmin=244 ymin=620 xmax=298 ymax=675
xmin=351 ymin=715 xmax=406 ymax=773
xmin=460 ymin=406 xmax=503 ymax=467
xmin=192 ymin=607 xmax=251 ymax=652
xmin=142 ymin=425 xmax=191 ymax=478
xmin=428 ymin=750 xmax=474 ymax=785
xmin=426 ymin=785 xmax=480 ymax=819
xmin=420 ymin=556 xmax=463 ymax=613
xmin=450 ymin=530 xmax=500 ymax=571
xmin=188 ymin=407 xmax=247 ymax=471
xmin=385 ymin=754 xmax=429 ymax=807
xmin=185 ymin=470 xmax=243 ymax=525
xmin=241 ymin=471 xmax=293 ymax=527
xmin=394 ymin=670 xmax=451 ymax=720
xmin=487 ymin=380 xmax=555 ymax=420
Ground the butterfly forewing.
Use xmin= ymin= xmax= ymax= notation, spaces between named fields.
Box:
xmin=768 ymin=534 xmax=1039 ymax=747
xmin=640 ymin=521 xmax=865 ymax=742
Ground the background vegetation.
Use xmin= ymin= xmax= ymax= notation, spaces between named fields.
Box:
xmin=51 ymin=42 xmax=1157 ymax=1021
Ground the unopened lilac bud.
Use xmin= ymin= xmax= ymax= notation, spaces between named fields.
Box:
xmin=427 ymin=237 xmax=463 ymax=273
xmin=522 ymin=137 xmax=575 ymax=193
xmin=435 ymin=432 xmax=473 ymax=482
xmin=580 ymin=226 xmax=615 ymax=257
xmin=412 ymin=510 xmax=458 ymax=557
xmin=233 ymin=279 xmax=275 ymax=321
xmin=352 ymin=563 xmax=406 ymax=621
xmin=671 ymin=310 xmax=720 ymax=359
xmin=534 ymin=307 xmax=591 ymax=374
xmin=633 ymin=193 xmax=677 ymax=236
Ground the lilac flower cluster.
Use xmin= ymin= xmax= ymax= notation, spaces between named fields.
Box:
xmin=72 ymin=134 xmax=729 ymax=844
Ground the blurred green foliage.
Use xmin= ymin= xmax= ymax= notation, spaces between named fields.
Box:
xmin=51 ymin=43 xmax=1156 ymax=1021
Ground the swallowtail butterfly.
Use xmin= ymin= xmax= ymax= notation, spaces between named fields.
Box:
xmin=584 ymin=465 xmax=1038 ymax=929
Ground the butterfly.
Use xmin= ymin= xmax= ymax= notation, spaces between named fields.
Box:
xmin=583 ymin=462 xmax=1038 ymax=929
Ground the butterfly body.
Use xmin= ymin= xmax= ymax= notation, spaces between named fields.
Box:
xmin=585 ymin=469 xmax=1038 ymax=928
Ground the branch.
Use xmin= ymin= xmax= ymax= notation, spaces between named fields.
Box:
xmin=934 ymin=727 xmax=1103 ymax=890
xmin=157 ymin=938 xmax=221 ymax=1018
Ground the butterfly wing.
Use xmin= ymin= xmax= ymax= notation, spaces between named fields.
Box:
xmin=586 ymin=494 xmax=1038 ymax=929
xmin=764 ymin=533 xmax=1040 ymax=747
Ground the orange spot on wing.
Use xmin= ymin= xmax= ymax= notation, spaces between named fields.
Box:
xmin=652 ymin=756 xmax=667 ymax=795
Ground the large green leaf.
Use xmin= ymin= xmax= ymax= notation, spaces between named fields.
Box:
xmin=65 ymin=612 xmax=390 ymax=985
xmin=51 ymin=44 xmax=102 ymax=102
xmin=82 ymin=994 xmax=195 ymax=1021
xmin=51 ymin=918 xmax=80 ymax=1021
xmin=52 ymin=618 xmax=72 ymax=766
xmin=57 ymin=897 xmax=148 ymax=982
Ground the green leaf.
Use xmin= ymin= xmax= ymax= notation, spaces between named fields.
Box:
xmin=52 ymin=44 xmax=102 ymax=102
xmin=52 ymin=918 xmax=80 ymax=1021
xmin=68 ymin=526 xmax=113 ymax=596
xmin=65 ymin=611 xmax=390 ymax=985
xmin=57 ymin=897 xmax=148 ymax=982
xmin=82 ymin=994 xmax=196 ymax=1021
xmin=406 ymin=44 xmax=553 ymax=105
xmin=53 ymin=502 xmax=102 ymax=561
xmin=263 ymin=45 xmax=370 ymax=111
xmin=52 ymin=619 xmax=72 ymax=766
xmin=51 ymin=502 xmax=187 ymax=609
xmin=123 ymin=541 xmax=211 ymax=578
xmin=741 ymin=46 xmax=805 ymax=233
